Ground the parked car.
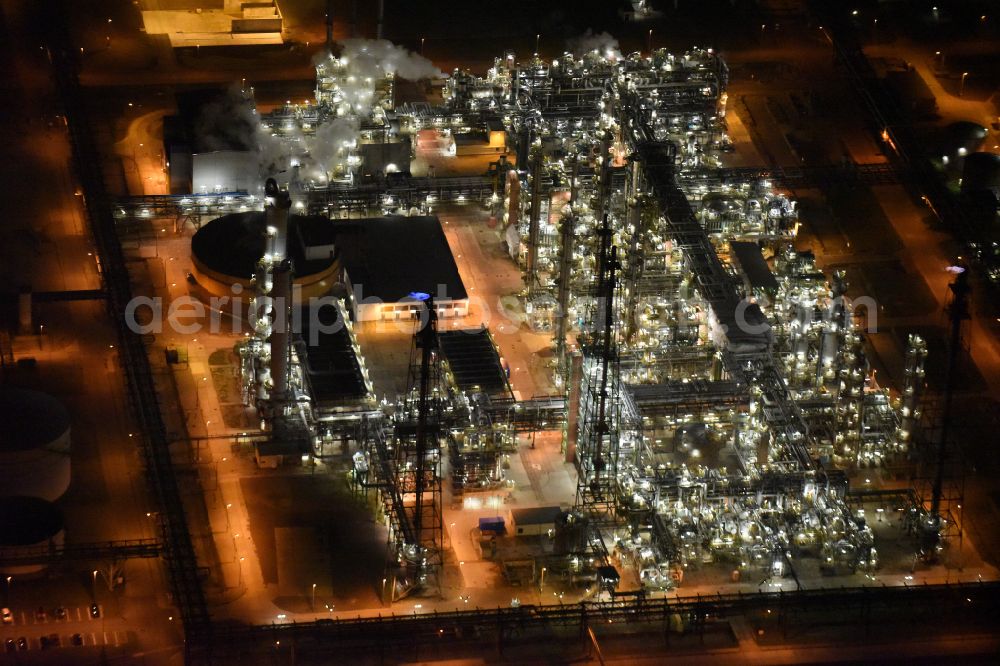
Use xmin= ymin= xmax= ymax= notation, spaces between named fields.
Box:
xmin=1 ymin=607 xmax=12 ymax=624
xmin=54 ymin=606 xmax=68 ymax=620
xmin=34 ymin=607 xmax=46 ymax=622
xmin=71 ymin=633 xmax=83 ymax=647
xmin=4 ymin=638 xmax=15 ymax=652
xmin=89 ymin=603 xmax=100 ymax=619
xmin=16 ymin=637 xmax=27 ymax=651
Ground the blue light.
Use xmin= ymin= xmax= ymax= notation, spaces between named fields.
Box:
xmin=409 ymin=291 xmax=431 ymax=301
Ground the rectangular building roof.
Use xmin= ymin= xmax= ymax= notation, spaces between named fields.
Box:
xmin=334 ymin=216 xmax=467 ymax=303
xmin=511 ymin=506 xmax=563 ymax=526
xmin=297 ymin=302 xmax=368 ymax=403
xmin=730 ymin=241 xmax=779 ymax=291
xmin=438 ymin=328 xmax=512 ymax=397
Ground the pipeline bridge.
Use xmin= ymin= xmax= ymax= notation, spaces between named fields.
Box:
xmin=110 ymin=161 xmax=905 ymax=225
xmin=186 ymin=580 xmax=1000 ymax=662
xmin=0 ymin=539 xmax=162 ymax=567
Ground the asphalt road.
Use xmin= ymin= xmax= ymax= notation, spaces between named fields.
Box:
xmin=0 ymin=1 xmax=182 ymax=663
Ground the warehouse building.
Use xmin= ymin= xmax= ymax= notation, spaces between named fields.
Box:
xmin=334 ymin=216 xmax=469 ymax=321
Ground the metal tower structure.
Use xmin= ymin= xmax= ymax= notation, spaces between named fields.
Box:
xmin=921 ymin=268 xmax=971 ymax=559
xmin=575 ymin=219 xmax=629 ymax=517
xmin=392 ymin=295 xmax=446 ymax=594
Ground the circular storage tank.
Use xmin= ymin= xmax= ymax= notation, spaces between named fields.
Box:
xmin=0 ymin=496 xmax=65 ymax=576
xmin=0 ymin=387 xmax=71 ymax=502
xmin=942 ymin=121 xmax=988 ymax=157
xmin=961 ymin=152 xmax=1000 ymax=194
xmin=190 ymin=212 xmax=340 ymax=301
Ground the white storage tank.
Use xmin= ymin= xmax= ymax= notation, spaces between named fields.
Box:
xmin=0 ymin=387 xmax=71 ymax=501
xmin=0 ymin=496 xmax=65 ymax=576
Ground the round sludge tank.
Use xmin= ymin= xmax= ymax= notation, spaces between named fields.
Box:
xmin=0 ymin=496 xmax=65 ymax=576
xmin=961 ymin=152 xmax=1000 ymax=194
xmin=190 ymin=211 xmax=340 ymax=301
xmin=0 ymin=387 xmax=71 ymax=501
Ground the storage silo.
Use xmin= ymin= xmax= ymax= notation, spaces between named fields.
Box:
xmin=0 ymin=496 xmax=65 ymax=576
xmin=189 ymin=211 xmax=340 ymax=302
xmin=961 ymin=152 xmax=1000 ymax=194
xmin=0 ymin=387 xmax=71 ymax=502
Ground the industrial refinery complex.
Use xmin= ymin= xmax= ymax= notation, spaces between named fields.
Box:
xmin=2 ymin=0 xmax=1000 ymax=664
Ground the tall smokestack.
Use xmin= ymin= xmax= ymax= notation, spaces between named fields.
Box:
xmin=269 ymin=261 xmax=293 ymax=400
xmin=325 ymin=0 xmax=334 ymax=53
xmin=265 ymin=177 xmax=291 ymax=260
xmin=263 ymin=178 xmax=294 ymax=404
xmin=376 ymin=0 xmax=385 ymax=40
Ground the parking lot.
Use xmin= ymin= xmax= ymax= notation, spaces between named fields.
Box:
xmin=1 ymin=603 xmax=132 ymax=653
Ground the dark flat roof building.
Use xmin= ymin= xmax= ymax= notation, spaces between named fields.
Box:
xmin=297 ymin=301 xmax=370 ymax=406
xmin=334 ymin=216 xmax=469 ymax=321
xmin=438 ymin=328 xmax=512 ymax=397
xmin=730 ymin=241 xmax=779 ymax=292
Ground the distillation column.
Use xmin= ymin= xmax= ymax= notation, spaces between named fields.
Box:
xmin=242 ymin=178 xmax=300 ymax=426
xmin=895 ymin=334 xmax=927 ymax=452
xmin=526 ymin=146 xmax=544 ymax=288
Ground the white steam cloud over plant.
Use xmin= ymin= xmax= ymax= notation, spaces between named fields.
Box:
xmin=339 ymin=39 xmax=444 ymax=83
xmin=195 ymin=40 xmax=444 ymax=187
xmin=193 ymin=84 xmax=292 ymax=190
xmin=567 ymin=30 xmax=623 ymax=60
xmin=322 ymin=39 xmax=444 ymax=117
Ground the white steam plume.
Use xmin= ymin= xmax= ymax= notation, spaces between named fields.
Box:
xmin=339 ymin=39 xmax=444 ymax=81
xmin=567 ymin=30 xmax=623 ymax=61
xmin=193 ymin=84 xmax=259 ymax=153
xmin=193 ymin=85 xmax=304 ymax=184
xmin=306 ymin=116 xmax=359 ymax=176
xmin=195 ymin=41 xmax=440 ymax=188
xmin=318 ymin=39 xmax=445 ymax=117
